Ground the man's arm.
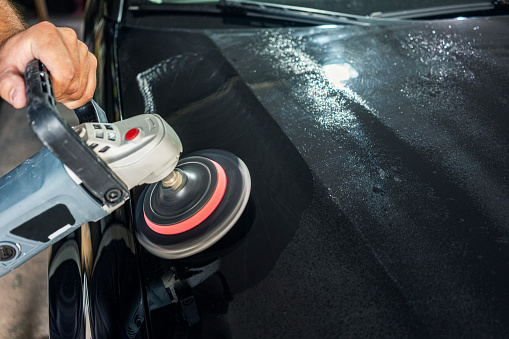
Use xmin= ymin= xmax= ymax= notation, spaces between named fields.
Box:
xmin=0 ymin=1 xmax=96 ymax=109
xmin=0 ymin=1 xmax=27 ymax=43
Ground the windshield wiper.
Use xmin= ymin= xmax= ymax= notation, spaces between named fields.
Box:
xmin=369 ymin=1 xmax=509 ymax=19
xmin=217 ymin=0 xmax=399 ymax=26
xmin=133 ymin=0 xmax=502 ymax=26
xmin=129 ymin=0 xmax=401 ymax=26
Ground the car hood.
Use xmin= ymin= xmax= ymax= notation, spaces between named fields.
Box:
xmin=115 ymin=16 xmax=509 ymax=337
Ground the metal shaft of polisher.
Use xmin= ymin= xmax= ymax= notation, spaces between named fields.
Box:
xmin=161 ymin=170 xmax=184 ymax=190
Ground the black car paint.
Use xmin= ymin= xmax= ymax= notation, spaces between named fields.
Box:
xmin=49 ymin=2 xmax=509 ymax=338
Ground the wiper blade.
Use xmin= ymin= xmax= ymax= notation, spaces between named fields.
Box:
xmin=129 ymin=0 xmax=400 ymax=26
xmin=216 ymin=0 xmax=399 ymax=26
xmin=369 ymin=1 xmax=508 ymax=19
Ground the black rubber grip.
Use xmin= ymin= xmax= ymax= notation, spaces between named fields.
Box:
xmin=74 ymin=101 xmax=100 ymax=123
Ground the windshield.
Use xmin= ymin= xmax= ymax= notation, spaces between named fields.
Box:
xmin=144 ymin=0 xmax=492 ymax=16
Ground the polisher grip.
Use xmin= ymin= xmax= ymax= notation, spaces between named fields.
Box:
xmin=24 ymin=59 xmax=129 ymax=209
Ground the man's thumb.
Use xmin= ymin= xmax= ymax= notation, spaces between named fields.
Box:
xmin=0 ymin=72 xmax=26 ymax=109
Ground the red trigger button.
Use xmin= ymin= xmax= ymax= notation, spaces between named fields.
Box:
xmin=125 ymin=128 xmax=139 ymax=141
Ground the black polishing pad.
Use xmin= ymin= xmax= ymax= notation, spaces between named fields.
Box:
xmin=135 ymin=150 xmax=251 ymax=259
xmin=143 ymin=156 xmax=219 ymax=228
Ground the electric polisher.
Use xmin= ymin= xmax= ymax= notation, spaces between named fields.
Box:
xmin=0 ymin=60 xmax=251 ymax=277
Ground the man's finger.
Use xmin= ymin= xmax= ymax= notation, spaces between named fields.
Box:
xmin=62 ymin=53 xmax=96 ymax=110
xmin=57 ymin=27 xmax=81 ymax=95
xmin=66 ymin=41 xmax=90 ymax=101
xmin=0 ymin=71 xmax=26 ymax=108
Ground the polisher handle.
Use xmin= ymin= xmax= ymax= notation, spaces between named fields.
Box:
xmin=24 ymin=59 xmax=129 ymax=208
xmin=0 ymin=60 xmax=128 ymax=278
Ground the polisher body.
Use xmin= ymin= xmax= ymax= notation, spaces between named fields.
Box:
xmin=74 ymin=114 xmax=183 ymax=190
xmin=0 ymin=113 xmax=183 ymax=277
xmin=0 ymin=59 xmax=251 ymax=278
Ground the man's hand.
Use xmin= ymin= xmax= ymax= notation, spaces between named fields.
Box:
xmin=0 ymin=21 xmax=97 ymax=109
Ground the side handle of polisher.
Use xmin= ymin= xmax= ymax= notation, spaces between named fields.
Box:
xmin=0 ymin=60 xmax=127 ymax=278
xmin=25 ymin=60 xmax=129 ymax=208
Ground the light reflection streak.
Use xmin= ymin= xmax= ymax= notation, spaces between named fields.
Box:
xmin=257 ymin=31 xmax=374 ymax=137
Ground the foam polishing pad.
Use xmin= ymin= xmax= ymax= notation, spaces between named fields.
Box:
xmin=135 ymin=150 xmax=251 ymax=259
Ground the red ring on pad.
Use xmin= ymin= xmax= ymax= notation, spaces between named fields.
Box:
xmin=144 ymin=160 xmax=227 ymax=235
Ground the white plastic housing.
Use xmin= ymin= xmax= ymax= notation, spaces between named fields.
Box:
xmin=74 ymin=114 xmax=183 ymax=189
